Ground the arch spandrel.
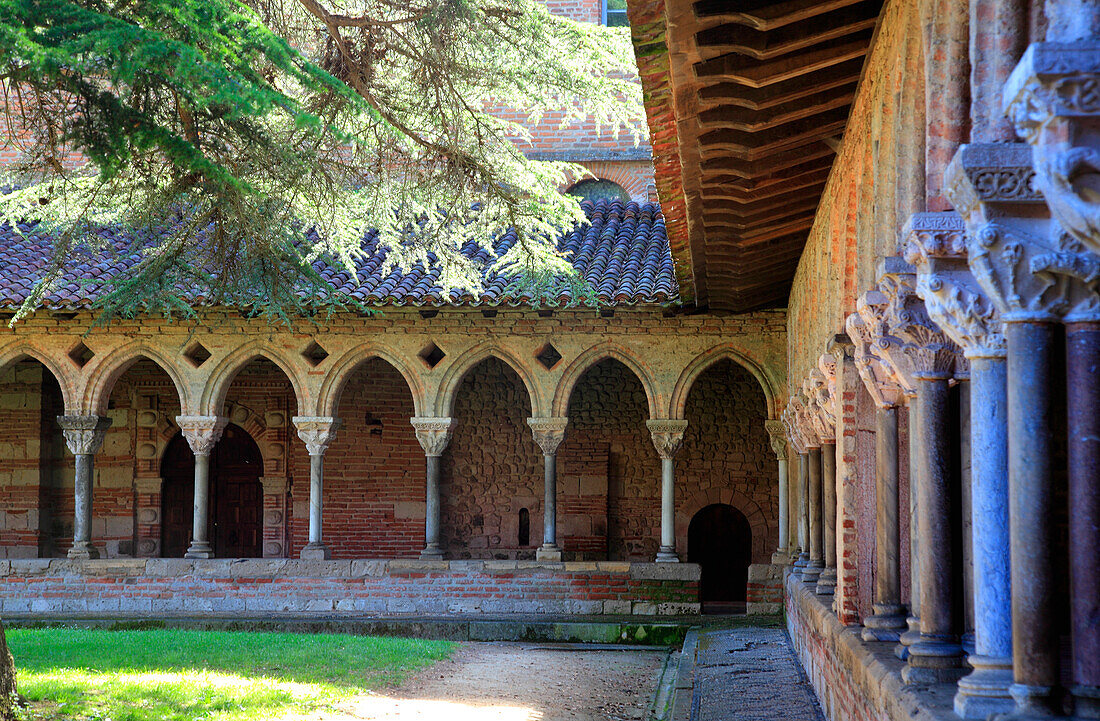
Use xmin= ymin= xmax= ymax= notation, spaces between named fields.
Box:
xmin=551 ymin=342 xmax=662 ymax=419
xmin=199 ymin=342 xmax=309 ymax=417
xmin=317 ymin=344 xmax=426 ymax=418
xmin=0 ymin=341 xmax=80 ymax=413
xmin=434 ymin=343 xmax=547 ymax=418
xmin=668 ymin=344 xmax=782 ymax=421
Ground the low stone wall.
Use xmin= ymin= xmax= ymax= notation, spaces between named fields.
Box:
xmin=746 ymin=562 xmax=783 ymax=614
xmin=784 ymin=571 xmax=954 ymax=721
xmin=0 ymin=559 xmax=701 ymax=618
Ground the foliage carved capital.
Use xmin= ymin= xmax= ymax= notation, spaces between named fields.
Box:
xmin=410 ymin=417 xmax=454 ymax=457
xmin=527 ymin=417 xmax=568 ymax=455
xmin=292 ymin=416 xmax=343 ymax=456
xmin=175 ymin=415 xmax=229 ymax=457
xmin=646 ymin=419 xmax=688 ymax=459
xmin=764 ymin=419 xmax=787 ymax=459
xmin=845 ymin=311 xmax=907 ymax=409
xmin=56 ymin=415 xmax=113 ymax=456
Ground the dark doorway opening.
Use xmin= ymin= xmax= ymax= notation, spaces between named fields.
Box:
xmin=161 ymin=424 xmax=264 ymax=558
xmin=688 ymin=503 xmax=752 ymax=614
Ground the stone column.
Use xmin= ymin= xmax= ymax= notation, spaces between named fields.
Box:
xmin=528 ymin=417 xmax=568 ymax=562
xmin=817 ymin=442 xmax=837 ymax=595
xmin=899 ymin=393 xmax=922 ymax=659
xmin=765 ymin=420 xmax=790 ymax=564
xmin=411 ymin=417 xmax=454 ymax=560
xmin=1005 ymin=44 xmax=1100 ymax=718
xmin=647 ymin=419 xmax=688 ymax=563
xmin=57 ymin=415 xmax=113 ymax=560
xmin=803 ymin=445 xmax=823 ymax=584
xmin=177 ymin=415 xmax=228 ymax=559
xmin=796 ymin=452 xmax=809 ymax=568
xmin=292 ymin=416 xmax=342 ymax=560
xmin=862 ymin=406 xmax=907 ymax=640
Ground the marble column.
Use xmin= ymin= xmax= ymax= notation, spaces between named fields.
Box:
xmin=528 ymin=417 xmax=568 ymax=562
xmin=292 ymin=416 xmax=342 ymax=560
xmin=816 ymin=443 xmax=837 ymax=595
xmin=411 ymin=417 xmax=454 ymax=560
xmin=765 ymin=420 xmax=790 ymax=564
xmin=795 ymin=452 xmax=809 ymax=569
xmin=898 ymin=395 xmax=922 ymax=660
xmin=803 ymin=446 xmax=824 ymax=584
xmin=57 ymin=415 xmax=113 ymax=560
xmin=648 ymin=419 xmax=687 ymax=563
xmin=176 ymin=415 xmax=229 ymax=559
xmin=862 ymin=405 xmax=907 ymax=641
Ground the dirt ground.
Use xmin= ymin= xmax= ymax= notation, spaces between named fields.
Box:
xmin=332 ymin=642 xmax=669 ymax=721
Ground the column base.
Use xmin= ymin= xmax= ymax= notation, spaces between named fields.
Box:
xmin=66 ymin=542 xmax=100 ymax=560
xmin=815 ymin=567 xmax=837 ymax=595
xmin=902 ymin=637 xmax=967 ymax=685
xmin=536 ymin=545 xmax=562 ymax=562
xmin=994 ymin=683 xmax=1063 ymax=719
xmin=184 ymin=541 xmax=214 ymax=559
xmin=419 ymin=545 xmax=444 ymax=561
xmin=953 ymin=656 xmax=1014 ymax=719
xmin=793 ymin=551 xmax=808 ymax=569
xmin=895 ymin=615 xmax=921 ymax=660
xmin=1072 ymin=685 xmax=1100 ymax=719
xmin=655 ymin=547 xmax=680 ymax=563
xmin=300 ymin=543 xmax=331 ymax=560
xmin=861 ymin=604 xmax=908 ymax=642
xmin=800 ymin=561 xmax=823 ymax=584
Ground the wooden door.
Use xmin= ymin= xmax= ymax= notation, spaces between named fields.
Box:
xmin=160 ymin=434 xmax=196 ymax=558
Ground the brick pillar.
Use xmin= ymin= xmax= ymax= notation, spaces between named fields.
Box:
xmin=829 ymin=334 xmax=861 ymax=625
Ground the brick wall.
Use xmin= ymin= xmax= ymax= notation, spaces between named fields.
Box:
xmin=0 ymin=558 xmax=701 ymax=617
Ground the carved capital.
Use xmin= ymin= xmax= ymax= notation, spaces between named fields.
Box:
xmin=789 ymin=394 xmax=821 ymax=449
xmin=903 ymin=212 xmax=1008 ymax=359
xmin=527 ymin=417 xmax=568 ymax=455
xmin=56 ymin=415 xmax=113 ymax=455
xmin=845 ymin=311 xmax=907 ymax=408
xmin=1004 ymin=42 xmax=1100 ymax=256
xmin=175 ymin=415 xmax=229 ymax=456
xmin=801 ymin=370 xmax=835 ymax=440
xmin=764 ymin=419 xmax=788 ymax=458
xmin=292 ymin=416 xmax=343 ymax=456
xmin=780 ymin=404 xmax=805 ymax=455
xmin=876 ymin=267 xmax=962 ymax=380
xmin=946 ymin=142 xmax=1100 ymax=322
xmin=646 ymin=419 xmax=688 ymax=459
xmin=410 ymin=417 xmax=454 ymax=457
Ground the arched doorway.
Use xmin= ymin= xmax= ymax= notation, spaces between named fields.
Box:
xmin=161 ymin=424 xmax=264 ymax=558
xmin=688 ymin=503 xmax=752 ymax=613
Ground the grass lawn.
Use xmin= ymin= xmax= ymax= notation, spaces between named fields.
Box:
xmin=7 ymin=627 xmax=456 ymax=721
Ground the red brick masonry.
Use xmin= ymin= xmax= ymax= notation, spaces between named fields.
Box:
xmin=0 ymin=559 xmax=701 ymax=617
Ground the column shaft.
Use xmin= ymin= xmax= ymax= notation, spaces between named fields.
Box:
xmin=795 ymin=453 xmax=809 ymax=568
xmin=543 ymin=453 xmax=557 ymax=547
xmin=959 ymin=379 xmax=975 ymax=654
xmin=903 ymin=376 xmax=965 ymax=683
xmin=300 ymin=453 xmax=332 ymax=560
xmin=802 ymin=447 xmax=823 ymax=583
xmin=816 ymin=444 xmax=837 ymax=594
xmin=656 ymin=457 xmax=678 ymax=562
xmin=897 ymin=400 xmax=922 ymax=659
xmin=954 ymin=356 xmax=1014 ymax=718
xmin=864 ymin=406 xmax=907 ymax=640
xmin=185 ymin=454 xmax=213 ymax=558
xmin=776 ymin=457 xmax=790 ymax=562
xmin=1005 ymin=320 xmax=1060 ymax=715
xmin=69 ymin=454 xmax=96 ymax=559
xmin=1068 ymin=322 xmax=1100 ymax=717
xmin=422 ymin=455 xmax=443 ymax=559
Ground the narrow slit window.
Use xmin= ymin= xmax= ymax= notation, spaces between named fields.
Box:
xmin=518 ymin=508 xmax=530 ymax=547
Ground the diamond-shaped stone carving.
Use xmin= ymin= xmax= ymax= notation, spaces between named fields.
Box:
xmin=418 ymin=341 xmax=446 ymax=369
xmin=302 ymin=341 xmax=329 ymax=367
xmin=535 ymin=343 xmax=563 ymax=370
xmin=68 ymin=341 xmax=94 ymax=368
xmin=184 ymin=343 xmax=212 ymax=368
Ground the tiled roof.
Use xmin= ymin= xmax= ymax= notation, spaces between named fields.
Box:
xmin=0 ymin=200 xmax=677 ymax=309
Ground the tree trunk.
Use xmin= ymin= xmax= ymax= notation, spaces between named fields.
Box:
xmin=0 ymin=621 xmax=15 ymax=721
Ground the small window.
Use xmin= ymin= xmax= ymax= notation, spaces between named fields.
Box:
xmin=568 ymin=179 xmax=630 ymax=203
xmin=518 ymin=508 xmax=531 ymax=547
xmin=602 ymin=0 xmax=629 ymax=27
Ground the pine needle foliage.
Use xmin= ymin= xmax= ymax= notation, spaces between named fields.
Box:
xmin=0 ymin=0 xmax=646 ymax=324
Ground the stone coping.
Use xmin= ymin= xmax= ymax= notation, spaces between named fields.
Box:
xmin=0 ymin=558 xmax=702 ymax=581
xmin=785 ymin=571 xmax=958 ymax=721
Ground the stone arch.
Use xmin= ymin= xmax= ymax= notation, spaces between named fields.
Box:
xmin=82 ymin=342 xmax=191 ymax=416
xmin=200 ymin=342 xmax=306 ymax=417
xmin=435 ymin=344 xmax=544 ymax=417
xmin=220 ymin=400 xmax=290 ymax=479
xmin=318 ymin=344 xmax=425 ymax=417
xmin=552 ymin=342 xmax=660 ymax=419
xmin=669 ymin=344 xmax=779 ymax=421
xmin=0 ymin=342 xmax=78 ymax=412
xmin=676 ymin=487 xmax=769 ymax=564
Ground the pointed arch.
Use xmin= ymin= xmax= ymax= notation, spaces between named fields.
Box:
xmin=318 ymin=344 xmax=425 ymax=417
xmin=669 ymin=345 xmax=779 ymax=421
xmin=82 ymin=341 xmax=191 ymax=416
xmin=200 ymin=342 xmax=306 ymax=416
xmin=0 ymin=342 xmax=78 ymax=412
xmin=435 ymin=343 xmax=544 ymax=417
xmin=551 ymin=342 xmax=660 ymax=419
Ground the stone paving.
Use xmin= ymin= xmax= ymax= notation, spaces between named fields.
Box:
xmin=689 ymin=627 xmax=824 ymax=721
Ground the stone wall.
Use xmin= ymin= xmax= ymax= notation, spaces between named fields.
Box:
xmin=0 ymin=558 xmax=701 ymax=617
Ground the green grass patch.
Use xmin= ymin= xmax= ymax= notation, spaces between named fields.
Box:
xmin=8 ymin=627 xmax=456 ymax=721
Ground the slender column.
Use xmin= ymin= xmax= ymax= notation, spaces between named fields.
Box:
xmin=802 ymin=446 xmax=823 ymax=584
xmin=57 ymin=416 xmax=113 ymax=560
xmin=648 ymin=419 xmax=688 ymax=563
xmin=176 ymin=415 xmax=229 ymax=559
xmin=528 ymin=418 xmax=568 ymax=562
xmin=411 ymin=417 xmax=454 ymax=560
xmin=959 ymin=377 xmax=975 ymax=655
xmin=796 ymin=452 xmax=810 ymax=568
xmin=863 ymin=405 xmax=907 ymax=641
xmin=903 ymin=374 xmax=966 ymax=684
xmin=897 ymin=397 xmax=922 ymax=659
xmin=765 ymin=420 xmax=790 ymax=564
xmin=816 ymin=443 xmax=837 ymax=595
xmin=1067 ymin=322 xmax=1100 ymax=718
xmin=292 ymin=417 xmax=342 ymax=560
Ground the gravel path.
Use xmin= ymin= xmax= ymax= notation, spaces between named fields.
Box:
xmin=332 ymin=642 xmax=668 ymax=721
